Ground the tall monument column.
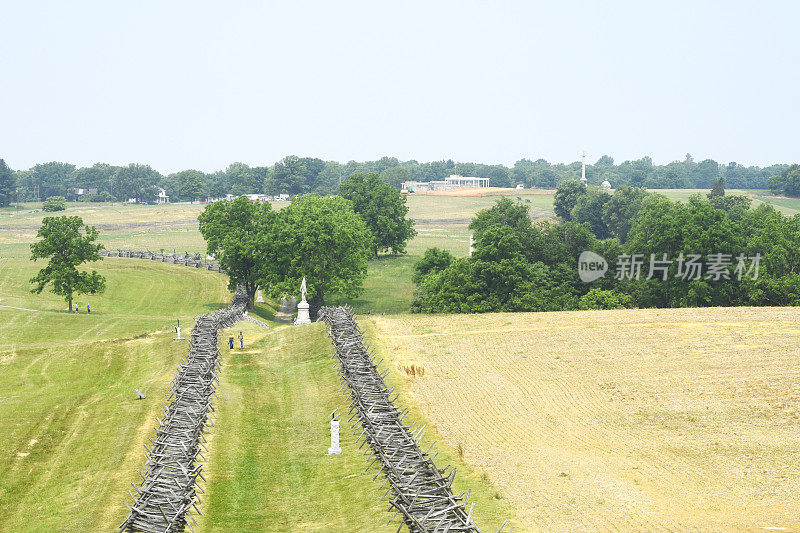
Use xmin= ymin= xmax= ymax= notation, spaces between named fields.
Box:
xmin=580 ymin=149 xmax=588 ymax=186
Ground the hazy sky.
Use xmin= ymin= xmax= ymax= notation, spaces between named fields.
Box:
xmin=1 ymin=1 xmax=798 ymax=174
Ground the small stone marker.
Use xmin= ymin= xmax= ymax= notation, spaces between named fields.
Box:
xmin=328 ymin=409 xmax=341 ymax=455
xmin=134 ymin=388 xmax=146 ymax=400
xmin=255 ymin=288 xmax=265 ymax=303
xmin=173 ymin=319 xmax=185 ymax=341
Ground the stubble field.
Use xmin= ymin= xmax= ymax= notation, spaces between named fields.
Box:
xmin=365 ymin=307 xmax=800 ymax=532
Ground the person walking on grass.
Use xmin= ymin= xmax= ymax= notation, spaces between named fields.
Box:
xmin=238 ymin=331 xmax=244 ymax=349
xmin=228 ymin=334 xmax=234 ymax=350
xmin=87 ymin=304 xmax=91 ymax=314
xmin=74 ymin=303 xmax=79 ymax=313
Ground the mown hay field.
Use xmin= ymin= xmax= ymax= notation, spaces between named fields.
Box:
xmin=365 ymin=307 xmax=800 ymax=532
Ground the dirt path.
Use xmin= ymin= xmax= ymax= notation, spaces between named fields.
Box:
xmin=274 ymin=296 xmax=297 ymax=323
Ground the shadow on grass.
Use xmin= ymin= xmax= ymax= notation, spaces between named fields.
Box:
xmin=200 ymin=301 xmax=231 ymax=312
xmin=250 ymin=302 xmax=277 ymax=322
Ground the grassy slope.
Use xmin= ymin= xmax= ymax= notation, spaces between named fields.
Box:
xmin=0 ymin=259 xmax=231 ymax=531
xmin=0 ymin=249 xmax=509 ymax=531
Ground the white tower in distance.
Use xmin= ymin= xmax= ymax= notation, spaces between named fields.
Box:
xmin=580 ymin=150 xmax=588 ymax=186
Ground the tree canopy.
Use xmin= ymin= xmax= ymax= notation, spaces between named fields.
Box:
xmin=30 ymin=216 xmax=106 ymax=311
xmin=769 ymin=164 xmax=800 ymax=197
xmin=198 ymin=196 xmax=273 ymax=308
xmin=198 ymin=195 xmax=373 ymax=317
xmin=113 ymin=164 xmax=162 ymax=202
xmin=413 ymin=188 xmax=800 ymax=313
xmin=553 ymin=179 xmax=587 ymax=220
xmin=340 ymin=173 xmax=416 ymax=256
xmin=265 ymin=195 xmax=373 ymax=316
xmin=0 ymin=159 xmax=16 ymax=206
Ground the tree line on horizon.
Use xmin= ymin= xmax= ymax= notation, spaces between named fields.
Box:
xmin=0 ymin=155 xmax=796 ymax=207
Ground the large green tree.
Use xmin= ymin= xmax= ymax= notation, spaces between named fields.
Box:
xmin=571 ymin=187 xmax=612 ymax=239
xmin=340 ymin=173 xmax=416 ymax=256
xmin=708 ymin=177 xmax=725 ymax=198
xmin=270 ymin=155 xmax=309 ymax=195
xmin=0 ymin=159 xmax=15 ymax=206
xmin=768 ymin=164 xmax=800 ymax=197
xmin=380 ymin=165 xmax=411 ymax=189
xmin=601 ymin=186 xmax=649 ymax=242
xmin=113 ymin=164 xmax=162 ymax=202
xmin=553 ymin=179 xmax=588 ymax=220
xmin=30 ymin=216 xmax=106 ymax=311
xmin=169 ymin=169 xmax=206 ymax=201
xmin=72 ymin=163 xmax=118 ymax=197
xmin=226 ymin=162 xmax=261 ymax=196
xmin=469 ymin=197 xmax=531 ymax=240
xmin=266 ymin=195 xmax=373 ymax=316
xmin=198 ymin=196 xmax=273 ymax=308
xmin=24 ymin=162 xmax=75 ymax=200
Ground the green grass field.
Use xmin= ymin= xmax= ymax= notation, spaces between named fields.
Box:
xmin=0 ymin=259 xmax=232 ymax=530
xmin=4 ymin=189 xmax=798 ymax=531
xmin=198 ymin=321 xmax=513 ymax=531
xmin=0 ymin=239 xmax=510 ymax=530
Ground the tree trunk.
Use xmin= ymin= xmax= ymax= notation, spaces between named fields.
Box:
xmin=309 ymin=292 xmax=324 ymax=320
xmin=68 ymin=298 xmax=73 ymax=312
xmin=247 ymin=284 xmax=255 ymax=310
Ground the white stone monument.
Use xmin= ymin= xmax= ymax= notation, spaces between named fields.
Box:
xmin=328 ymin=413 xmax=341 ymax=455
xmin=580 ymin=149 xmax=588 ymax=186
xmin=468 ymin=233 xmax=474 ymax=257
xmin=255 ymin=287 xmax=265 ymax=303
xmin=172 ymin=319 xmax=185 ymax=341
xmin=295 ymin=276 xmax=311 ymax=325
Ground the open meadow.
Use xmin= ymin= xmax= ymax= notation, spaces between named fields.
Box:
xmin=0 ymin=259 xmax=230 ymax=530
xmin=0 ymin=249 xmax=508 ymax=530
xmin=366 ymin=307 xmax=800 ymax=532
xmin=2 ymin=188 xmax=800 ymax=531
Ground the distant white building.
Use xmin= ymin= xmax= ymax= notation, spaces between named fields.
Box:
xmin=402 ymin=175 xmax=490 ymax=193
xmin=275 ymin=194 xmax=290 ymax=201
xmin=156 ymin=187 xmax=169 ymax=204
xmin=601 ymin=180 xmax=612 ymax=191
xmin=243 ymin=194 xmax=272 ymax=202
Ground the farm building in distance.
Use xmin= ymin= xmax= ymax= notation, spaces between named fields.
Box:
xmin=72 ymin=187 xmax=98 ymax=198
xmin=156 ymin=187 xmax=169 ymax=204
xmin=402 ymin=175 xmax=490 ymax=193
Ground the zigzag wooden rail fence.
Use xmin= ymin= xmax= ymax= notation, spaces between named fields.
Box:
xmin=100 ymin=249 xmax=222 ymax=272
xmin=318 ymin=305 xmax=513 ymax=533
xmin=118 ymin=288 xmax=248 ymax=533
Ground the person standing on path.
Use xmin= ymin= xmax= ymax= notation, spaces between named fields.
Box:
xmin=238 ymin=331 xmax=244 ymax=349
xmin=228 ymin=334 xmax=234 ymax=349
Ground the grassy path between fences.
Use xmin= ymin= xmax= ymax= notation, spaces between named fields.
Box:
xmin=199 ymin=320 xmax=516 ymax=532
